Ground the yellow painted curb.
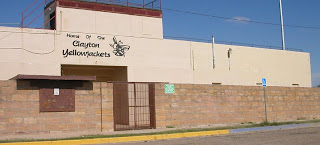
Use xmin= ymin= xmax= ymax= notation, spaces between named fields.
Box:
xmin=0 ymin=130 xmax=229 ymax=145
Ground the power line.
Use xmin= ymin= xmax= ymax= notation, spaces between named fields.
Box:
xmin=2 ymin=6 xmax=319 ymax=30
xmin=0 ymin=23 xmax=20 ymax=25
xmin=0 ymin=47 xmax=55 ymax=55
xmin=163 ymin=35 xmax=304 ymax=52
xmin=163 ymin=8 xmax=320 ymax=30
xmin=0 ymin=27 xmax=305 ymax=52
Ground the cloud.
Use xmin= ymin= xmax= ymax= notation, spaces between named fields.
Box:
xmin=227 ymin=16 xmax=251 ymax=24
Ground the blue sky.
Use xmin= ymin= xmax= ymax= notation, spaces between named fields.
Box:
xmin=1 ymin=0 xmax=320 ymax=86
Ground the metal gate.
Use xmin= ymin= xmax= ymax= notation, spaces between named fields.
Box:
xmin=113 ymin=82 xmax=156 ymax=131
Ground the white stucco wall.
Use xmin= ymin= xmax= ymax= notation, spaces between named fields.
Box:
xmin=0 ymin=27 xmax=60 ymax=79
xmin=0 ymin=5 xmax=312 ymax=87
xmin=192 ymin=42 xmax=311 ymax=87
xmin=55 ymin=7 xmax=163 ymax=39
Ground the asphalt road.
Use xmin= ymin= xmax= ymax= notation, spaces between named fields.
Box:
xmin=99 ymin=126 xmax=320 ymax=145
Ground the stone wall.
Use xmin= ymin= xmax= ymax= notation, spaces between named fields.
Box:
xmin=1 ymin=80 xmax=320 ymax=135
xmin=155 ymin=84 xmax=320 ymax=128
xmin=0 ymin=81 xmax=113 ymax=135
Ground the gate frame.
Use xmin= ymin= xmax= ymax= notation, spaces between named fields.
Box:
xmin=112 ymin=82 xmax=156 ymax=131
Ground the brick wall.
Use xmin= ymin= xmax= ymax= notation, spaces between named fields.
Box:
xmin=0 ymin=81 xmax=113 ymax=135
xmin=155 ymin=84 xmax=320 ymax=128
xmin=1 ymin=80 xmax=320 ymax=135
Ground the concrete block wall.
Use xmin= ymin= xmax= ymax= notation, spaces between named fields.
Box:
xmin=0 ymin=81 xmax=114 ymax=135
xmin=155 ymin=84 xmax=320 ymax=128
xmin=1 ymin=80 xmax=320 ymax=135
xmin=266 ymin=87 xmax=320 ymax=122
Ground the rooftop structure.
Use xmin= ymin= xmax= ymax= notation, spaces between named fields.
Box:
xmin=0 ymin=0 xmax=312 ymax=87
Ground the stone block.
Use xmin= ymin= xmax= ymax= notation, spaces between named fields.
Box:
xmin=86 ymin=123 xmax=97 ymax=130
xmin=24 ymin=117 xmax=37 ymax=124
xmin=76 ymin=102 xmax=90 ymax=109
xmin=0 ymin=81 xmax=16 ymax=87
xmin=28 ymin=124 xmax=44 ymax=132
xmin=82 ymin=116 xmax=99 ymax=123
xmin=155 ymin=89 xmax=165 ymax=96
xmin=101 ymin=83 xmax=113 ymax=89
xmin=102 ymin=88 xmax=113 ymax=95
xmin=0 ymin=87 xmax=16 ymax=95
xmin=80 ymin=95 xmax=95 ymax=102
xmin=92 ymin=95 xmax=102 ymax=103
xmin=44 ymin=124 xmax=59 ymax=131
xmin=102 ymin=101 xmax=113 ymax=108
xmin=27 ymin=93 xmax=38 ymax=101
xmin=45 ymin=116 xmax=62 ymax=124
xmin=12 ymin=94 xmax=27 ymax=101
xmin=180 ymin=84 xmax=193 ymax=89
xmin=8 ymin=124 xmax=28 ymax=133
xmin=0 ymin=124 xmax=5 ymax=133
xmin=78 ymin=124 xmax=87 ymax=130
xmin=9 ymin=117 xmax=23 ymax=124
xmin=193 ymin=85 xmax=205 ymax=90
xmin=83 ymin=109 xmax=96 ymax=116
xmin=75 ymin=90 xmax=89 ymax=95
xmin=102 ymin=122 xmax=113 ymax=130
xmin=0 ymin=81 xmax=8 ymax=87
xmin=156 ymin=121 xmax=167 ymax=128
xmin=0 ymin=94 xmax=7 ymax=101
xmin=67 ymin=123 xmax=79 ymax=131
xmin=72 ymin=117 xmax=82 ymax=124
xmin=100 ymin=108 xmax=113 ymax=116
xmin=58 ymin=124 xmax=67 ymax=131
xmin=4 ymin=109 xmax=19 ymax=117
xmin=21 ymin=102 xmax=36 ymax=109
xmin=89 ymin=88 xmax=101 ymax=95
xmin=155 ymin=83 xmax=165 ymax=89
xmin=103 ymin=95 xmax=113 ymax=102
xmin=156 ymin=115 xmax=166 ymax=121
xmin=36 ymin=117 xmax=47 ymax=124
xmin=102 ymin=116 xmax=113 ymax=122
xmin=92 ymin=82 xmax=100 ymax=89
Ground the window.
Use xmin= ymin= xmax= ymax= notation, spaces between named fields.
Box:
xmin=49 ymin=12 xmax=56 ymax=30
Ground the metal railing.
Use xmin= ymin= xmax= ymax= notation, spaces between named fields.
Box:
xmin=77 ymin=0 xmax=161 ymax=10
xmin=21 ymin=0 xmax=56 ymax=29
xmin=164 ymin=36 xmax=304 ymax=52
xmin=20 ymin=0 xmax=161 ymax=29
xmin=0 ymin=23 xmax=20 ymax=27
xmin=216 ymin=40 xmax=304 ymax=52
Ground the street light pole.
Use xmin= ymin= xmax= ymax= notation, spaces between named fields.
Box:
xmin=279 ymin=0 xmax=286 ymax=50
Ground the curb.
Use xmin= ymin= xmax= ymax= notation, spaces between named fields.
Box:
xmin=230 ymin=123 xmax=311 ymax=134
xmin=0 ymin=123 xmax=313 ymax=145
xmin=0 ymin=130 xmax=229 ymax=145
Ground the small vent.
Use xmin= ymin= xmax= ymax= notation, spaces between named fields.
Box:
xmin=256 ymin=83 xmax=262 ymax=86
xmin=292 ymin=84 xmax=300 ymax=87
xmin=212 ymin=83 xmax=222 ymax=85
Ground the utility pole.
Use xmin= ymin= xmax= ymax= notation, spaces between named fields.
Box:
xmin=279 ymin=0 xmax=286 ymax=50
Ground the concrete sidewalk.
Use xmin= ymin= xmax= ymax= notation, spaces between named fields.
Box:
xmin=0 ymin=123 xmax=318 ymax=145
xmin=230 ymin=123 xmax=311 ymax=133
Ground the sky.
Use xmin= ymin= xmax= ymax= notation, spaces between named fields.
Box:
xmin=1 ymin=0 xmax=320 ymax=87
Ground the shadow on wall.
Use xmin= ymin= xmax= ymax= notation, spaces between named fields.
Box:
xmin=15 ymin=80 xmax=94 ymax=112
xmin=15 ymin=80 xmax=93 ymax=90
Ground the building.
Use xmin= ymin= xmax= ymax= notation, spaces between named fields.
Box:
xmin=0 ymin=0 xmax=312 ymax=87
xmin=0 ymin=0 xmax=319 ymax=137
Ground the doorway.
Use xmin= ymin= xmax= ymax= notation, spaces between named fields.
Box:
xmin=113 ymin=82 xmax=156 ymax=131
xmin=61 ymin=65 xmax=127 ymax=82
